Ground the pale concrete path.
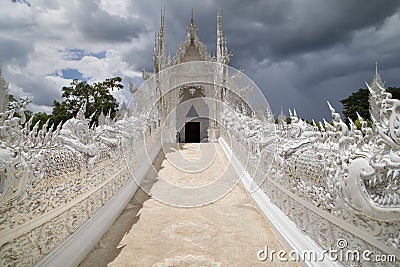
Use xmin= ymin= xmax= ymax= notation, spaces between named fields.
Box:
xmin=80 ymin=143 xmax=296 ymax=267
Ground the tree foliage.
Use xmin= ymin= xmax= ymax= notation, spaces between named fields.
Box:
xmin=387 ymin=87 xmax=400 ymax=99
xmin=340 ymin=88 xmax=370 ymax=122
xmin=31 ymin=112 xmax=51 ymax=128
xmin=33 ymin=77 xmax=123 ymax=128
xmin=340 ymin=87 xmax=400 ymax=123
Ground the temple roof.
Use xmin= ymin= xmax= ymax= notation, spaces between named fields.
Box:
xmin=152 ymin=8 xmax=229 ymax=74
xmin=171 ymin=13 xmax=213 ymax=65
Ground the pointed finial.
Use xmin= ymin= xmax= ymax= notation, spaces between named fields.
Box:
xmin=375 ymin=61 xmax=378 ymax=75
xmin=217 ymin=9 xmax=223 ymax=33
xmin=157 ymin=6 xmax=166 ymax=59
xmin=187 ymin=9 xmax=197 ymax=38
xmin=217 ymin=9 xmax=226 ymax=63
xmin=160 ymin=6 xmax=165 ymax=27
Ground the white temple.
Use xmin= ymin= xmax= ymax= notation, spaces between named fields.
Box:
xmin=0 ymin=8 xmax=399 ymax=267
xmin=147 ymin=9 xmax=231 ymax=143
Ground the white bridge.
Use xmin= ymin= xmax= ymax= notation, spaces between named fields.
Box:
xmin=0 ymin=10 xmax=399 ymax=267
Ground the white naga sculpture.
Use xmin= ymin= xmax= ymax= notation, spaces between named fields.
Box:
xmin=219 ymin=68 xmax=400 ymax=265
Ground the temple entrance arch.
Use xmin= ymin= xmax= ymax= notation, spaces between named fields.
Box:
xmin=177 ymin=116 xmax=210 ymax=143
xmin=183 ymin=121 xmax=200 ymax=143
xmin=175 ymin=83 xmax=211 ymax=143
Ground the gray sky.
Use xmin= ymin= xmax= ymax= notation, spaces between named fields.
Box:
xmin=1 ymin=0 xmax=400 ymax=120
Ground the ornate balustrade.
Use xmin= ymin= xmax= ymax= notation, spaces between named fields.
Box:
xmin=0 ymin=101 xmax=161 ymax=266
xmin=220 ymin=82 xmax=400 ymax=266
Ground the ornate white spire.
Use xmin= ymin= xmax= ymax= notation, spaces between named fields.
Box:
xmin=217 ymin=10 xmax=223 ymax=62
xmin=186 ymin=9 xmax=197 ymax=40
xmin=0 ymin=62 xmax=9 ymax=113
xmin=153 ymin=6 xmax=167 ymax=73
xmin=372 ymin=61 xmax=384 ymax=87
xmin=158 ymin=6 xmax=166 ymax=56
xmin=369 ymin=62 xmax=385 ymax=120
xmin=216 ymin=10 xmax=229 ymax=64
xmin=153 ymin=32 xmax=157 ymax=54
xmin=152 ymin=32 xmax=157 ymax=73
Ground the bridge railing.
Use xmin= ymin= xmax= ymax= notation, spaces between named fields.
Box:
xmin=220 ymin=82 xmax=400 ymax=266
xmin=0 ymin=102 xmax=161 ymax=266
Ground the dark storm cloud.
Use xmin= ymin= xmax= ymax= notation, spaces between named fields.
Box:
xmin=124 ymin=0 xmax=400 ymax=120
xmin=147 ymin=0 xmax=400 ymax=65
xmin=266 ymin=1 xmax=400 ymax=58
xmin=212 ymin=1 xmax=400 ymax=68
xmin=0 ymin=38 xmax=33 ymax=66
xmin=72 ymin=1 xmax=149 ymax=43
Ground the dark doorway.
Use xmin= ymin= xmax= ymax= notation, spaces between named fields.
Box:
xmin=185 ymin=122 xmax=200 ymax=143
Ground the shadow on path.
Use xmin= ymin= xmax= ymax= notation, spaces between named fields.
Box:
xmin=79 ymin=149 xmax=165 ymax=267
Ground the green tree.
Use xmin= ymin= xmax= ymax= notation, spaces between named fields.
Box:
xmin=51 ymin=77 xmax=123 ymax=127
xmin=340 ymin=88 xmax=370 ymax=122
xmin=340 ymin=87 xmax=400 ymax=123
xmin=387 ymin=87 xmax=400 ymax=99
xmin=31 ymin=112 xmax=51 ymax=128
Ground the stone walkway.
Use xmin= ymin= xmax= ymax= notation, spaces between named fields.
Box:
xmin=80 ymin=143 xmax=296 ymax=267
